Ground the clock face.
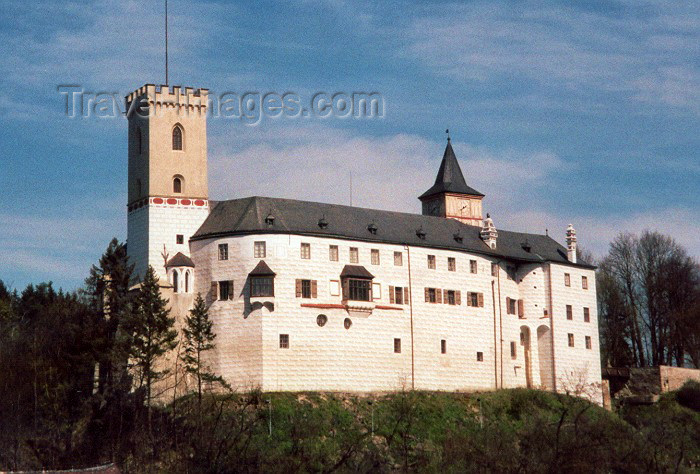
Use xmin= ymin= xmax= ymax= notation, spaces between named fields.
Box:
xmin=460 ymin=201 xmax=470 ymax=216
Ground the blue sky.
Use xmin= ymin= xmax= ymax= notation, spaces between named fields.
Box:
xmin=0 ymin=0 xmax=698 ymax=291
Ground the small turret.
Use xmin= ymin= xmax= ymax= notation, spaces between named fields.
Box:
xmin=566 ymin=224 xmax=577 ymax=263
xmin=480 ymin=213 xmax=498 ymax=249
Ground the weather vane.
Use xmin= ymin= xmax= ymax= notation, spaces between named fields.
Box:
xmin=446 ymin=128 xmax=451 ymax=141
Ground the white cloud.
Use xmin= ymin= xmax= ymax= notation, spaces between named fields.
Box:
xmin=209 ymin=126 xmax=565 ymax=214
xmin=403 ymin=3 xmax=700 ymax=113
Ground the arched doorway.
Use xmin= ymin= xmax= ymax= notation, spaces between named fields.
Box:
xmin=520 ymin=326 xmax=532 ymax=388
xmin=537 ymin=325 xmax=553 ymax=389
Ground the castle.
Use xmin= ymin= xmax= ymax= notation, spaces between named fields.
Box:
xmin=125 ymin=84 xmax=602 ymax=402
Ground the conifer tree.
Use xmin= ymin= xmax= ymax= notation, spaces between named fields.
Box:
xmin=123 ymin=265 xmax=178 ymax=429
xmin=181 ymin=293 xmax=225 ymax=418
xmin=84 ymin=238 xmax=134 ymax=395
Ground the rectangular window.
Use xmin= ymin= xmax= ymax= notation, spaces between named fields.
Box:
xmin=491 ymin=263 xmax=498 ymax=277
xmin=347 ymin=279 xmax=371 ymax=301
xmin=350 ymin=247 xmax=359 ymax=263
xmin=372 ymin=282 xmax=381 ymax=300
xmin=427 ymin=255 xmax=436 ymax=269
xmin=566 ymin=304 xmax=573 ymax=320
xmin=510 ymin=341 xmax=517 ymax=359
xmin=394 ymin=338 xmax=401 ymax=353
xmin=477 ymin=351 xmax=484 ymax=362
xmin=279 ymin=334 xmax=289 ymax=349
xmin=371 ymin=249 xmax=380 ymax=265
xmin=448 ymin=257 xmax=456 ymax=272
xmin=301 ymin=279 xmax=312 ymax=298
xmin=394 ymin=251 xmax=403 ymax=266
xmin=568 ymin=333 xmax=575 ymax=347
xmin=585 ymin=336 xmax=592 ymax=349
xmin=176 ymin=234 xmax=184 ymax=245
xmin=427 ymin=288 xmax=437 ymax=303
xmin=467 ymin=292 xmax=483 ymax=307
xmin=251 ymin=276 xmax=274 ymax=297
xmin=329 ymin=245 xmax=339 ymax=261
xmin=218 ymin=281 xmax=233 ymax=301
xmin=392 ymin=286 xmax=405 ymax=305
xmin=446 ymin=290 xmax=456 ymax=305
xmin=507 ymin=297 xmax=517 ymax=315
xmin=584 ymin=307 xmax=590 ymax=322
xmin=470 ymin=259 xmax=478 ymax=274
xmin=301 ymin=243 xmax=311 ymax=259
xmin=564 ymin=273 xmax=571 ymax=287
xmin=218 ymin=243 xmax=229 ymax=261
xmin=329 ymin=280 xmax=340 ymax=296
xmin=254 ymin=241 xmax=266 ymax=258
xmin=582 ymin=276 xmax=588 ymax=289
xmin=441 ymin=339 xmax=447 ymax=354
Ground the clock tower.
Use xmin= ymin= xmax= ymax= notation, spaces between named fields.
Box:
xmin=419 ymin=135 xmax=484 ymax=226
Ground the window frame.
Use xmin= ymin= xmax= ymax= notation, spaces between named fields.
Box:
xmin=371 ymin=249 xmax=380 ymax=265
xmin=566 ymin=304 xmax=573 ymax=320
xmin=394 ymin=251 xmax=403 ymax=266
xmin=279 ymin=334 xmax=289 ymax=349
xmin=218 ymin=243 xmax=229 ymax=261
xmin=346 ymin=278 xmax=371 ymax=302
xmin=176 ymin=234 xmax=184 ymax=245
xmin=394 ymin=338 xmax=401 ymax=354
xmin=254 ymin=241 xmax=266 ymax=258
xmin=349 ymin=247 xmax=359 ymax=263
xmin=564 ymin=273 xmax=571 ymax=287
xmin=585 ymin=336 xmax=592 ymax=349
xmin=329 ymin=245 xmax=339 ymax=261
xmin=448 ymin=257 xmax=456 ymax=272
xmin=427 ymin=255 xmax=436 ymax=269
xmin=251 ymin=276 xmax=274 ymax=297
xmin=568 ymin=333 xmax=575 ymax=347
xmin=583 ymin=307 xmax=590 ymax=322
xmin=300 ymin=242 xmax=311 ymax=260
xmin=172 ymin=124 xmax=184 ymax=151
xmin=582 ymin=276 xmax=588 ymax=289
xmin=470 ymin=259 xmax=478 ymax=274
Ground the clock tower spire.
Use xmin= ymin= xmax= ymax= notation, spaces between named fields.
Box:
xmin=419 ymin=133 xmax=484 ymax=226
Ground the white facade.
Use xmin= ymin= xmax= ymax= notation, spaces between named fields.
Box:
xmin=189 ymin=233 xmax=601 ymax=402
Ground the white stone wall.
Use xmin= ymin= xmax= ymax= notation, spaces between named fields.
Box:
xmin=127 ymin=202 xmax=209 ymax=282
xmin=187 ymin=232 xmax=602 ymax=402
xmin=549 ymin=263 xmax=602 ymax=403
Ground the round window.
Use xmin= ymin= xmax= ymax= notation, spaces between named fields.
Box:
xmin=344 ymin=318 xmax=352 ymax=329
xmin=317 ymin=314 xmax=327 ymax=327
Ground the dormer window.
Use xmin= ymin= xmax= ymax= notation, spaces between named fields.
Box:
xmin=172 ymin=124 xmax=183 ymax=150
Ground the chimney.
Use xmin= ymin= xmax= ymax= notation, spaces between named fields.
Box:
xmin=480 ymin=214 xmax=498 ymax=249
xmin=566 ymin=224 xmax=577 ymax=263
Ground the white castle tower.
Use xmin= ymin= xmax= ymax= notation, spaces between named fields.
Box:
xmin=125 ymin=84 xmax=211 ymax=286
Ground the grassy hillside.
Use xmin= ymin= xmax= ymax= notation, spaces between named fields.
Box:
xmin=107 ymin=386 xmax=699 ymax=473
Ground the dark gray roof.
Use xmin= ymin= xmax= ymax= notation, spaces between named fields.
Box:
xmin=340 ymin=265 xmax=375 ymax=279
xmin=166 ymin=252 xmax=195 ymax=268
xmin=249 ymin=260 xmax=276 ymax=276
xmin=194 ymin=196 xmax=593 ymax=269
xmin=419 ymin=140 xmax=484 ymax=199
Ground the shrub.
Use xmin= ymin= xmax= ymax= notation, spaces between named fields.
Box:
xmin=676 ymin=380 xmax=700 ymax=412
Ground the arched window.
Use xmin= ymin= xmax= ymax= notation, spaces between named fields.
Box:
xmin=185 ymin=271 xmax=190 ymax=293
xmin=172 ymin=124 xmax=183 ymax=151
xmin=172 ymin=270 xmax=179 ymax=293
xmin=173 ymin=176 xmax=182 ymax=193
xmin=136 ymin=126 xmax=142 ymax=154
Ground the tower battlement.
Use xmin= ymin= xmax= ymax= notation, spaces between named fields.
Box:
xmin=126 ymin=84 xmax=209 ymax=113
